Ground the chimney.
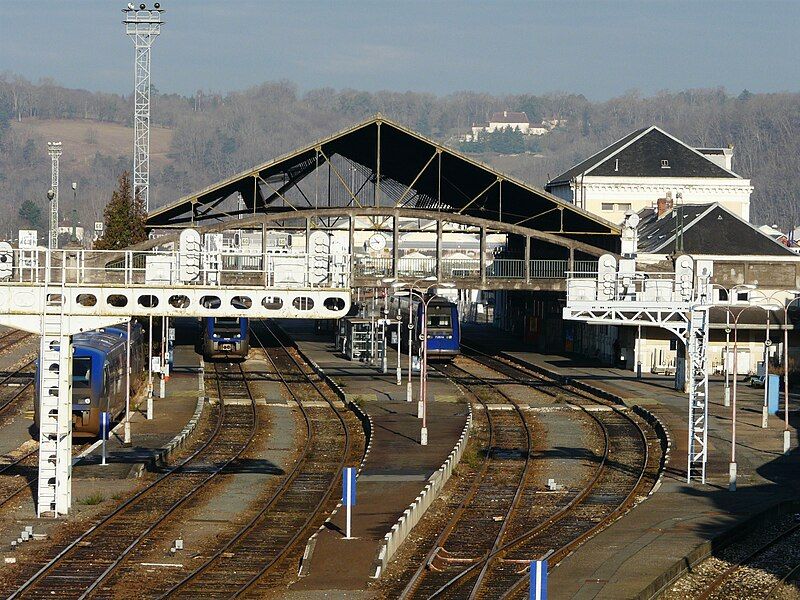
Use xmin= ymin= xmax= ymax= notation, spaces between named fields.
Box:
xmin=657 ymin=194 xmax=674 ymax=218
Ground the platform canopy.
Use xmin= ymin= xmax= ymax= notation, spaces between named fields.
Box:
xmin=147 ymin=115 xmax=619 ymax=250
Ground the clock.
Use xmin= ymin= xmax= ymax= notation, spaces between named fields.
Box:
xmin=368 ymin=233 xmax=387 ymax=252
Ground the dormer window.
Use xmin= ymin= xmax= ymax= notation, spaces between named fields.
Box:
xmin=661 ymin=159 xmax=670 ymax=169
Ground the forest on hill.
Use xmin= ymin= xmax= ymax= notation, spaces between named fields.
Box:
xmin=1 ymin=72 xmax=798 ymax=238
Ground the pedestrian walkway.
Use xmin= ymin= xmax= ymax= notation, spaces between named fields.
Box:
xmin=279 ymin=320 xmax=469 ymax=592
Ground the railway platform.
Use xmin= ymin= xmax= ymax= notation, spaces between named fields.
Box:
xmin=278 ymin=320 xmax=470 ymax=593
xmin=464 ymin=324 xmax=800 ymax=599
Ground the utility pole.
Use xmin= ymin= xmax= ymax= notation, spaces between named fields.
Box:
xmin=47 ymin=142 xmax=62 ymax=249
xmin=123 ymin=2 xmax=164 ymax=214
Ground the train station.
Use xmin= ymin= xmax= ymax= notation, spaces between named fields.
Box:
xmin=1 ymin=4 xmax=800 ymax=600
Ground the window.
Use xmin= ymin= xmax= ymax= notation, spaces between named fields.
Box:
xmin=428 ymin=315 xmax=451 ymax=328
xmin=661 ymin=159 xmax=670 ymax=169
xmin=601 ymin=202 xmax=631 ymax=212
xmin=614 ymin=159 xmax=619 ymax=172
xmin=72 ymin=358 xmax=91 ymax=391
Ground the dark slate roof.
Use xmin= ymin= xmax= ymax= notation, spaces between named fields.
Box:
xmin=637 ymin=203 xmax=795 ymax=256
xmin=546 ymin=126 xmax=739 ymax=187
xmin=546 ymin=128 xmax=646 ymax=186
xmin=490 ymin=111 xmax=530 ymax=123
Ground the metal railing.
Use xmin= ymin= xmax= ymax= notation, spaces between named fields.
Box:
xmin=566 ymin=270 xmax=701 ymax=304
xmin=354 ymin=256 xmax=586 ymax=281
xmin=0 ymin=248 xmax=351 ymax=289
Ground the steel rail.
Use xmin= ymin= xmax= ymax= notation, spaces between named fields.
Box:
xmin=420 ymin=354 xmax=614 ymax=599
xmin=228 ymin=319 xmax=353 ymax=598
xmin=8 ymin=362 xmax=257 ymax=600
xmin=459 ymin=348 xmax=651 ymax=600
xmin=397 ymin=361 xmax=499 ymax=599
xmin=162 ymin=318 xmax=352 ymax=598
xmin=698 ymin=521 xmax=800 ymax=600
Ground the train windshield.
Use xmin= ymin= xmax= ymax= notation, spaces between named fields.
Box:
xmin=427 ymin=314 xmax=451 ymax=329
xmin=72 ymin=357 xmax=91 ymax=390
xmin=213 ymin=317 xmax=241 ymax=335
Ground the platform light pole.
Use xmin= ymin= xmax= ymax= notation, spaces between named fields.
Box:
xmin=783 ymin=293 xmax=800 ymax=453
xmin=124 ymin=318 xmax=132 ymax=445
xmin=725 ymin=301 xmax=780 ymax=491
xmin=393 ymin=276 xmax=437 ymax=404
xmin=381 ymin=277 xmax=403 ymax=386
xmin=750 ymin=289 xmax=800 ymax=430
xmin=123 ymin=2 xmax=164 ymax=214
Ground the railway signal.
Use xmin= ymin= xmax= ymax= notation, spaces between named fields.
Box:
xmin=342 ymin=467 xmax=356 ymax=539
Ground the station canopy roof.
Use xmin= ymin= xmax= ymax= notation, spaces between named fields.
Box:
xmin=146 ymin=115 xmax=619 ymax=249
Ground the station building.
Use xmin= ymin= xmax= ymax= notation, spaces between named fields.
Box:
xmin=544 ymin=126 xmax=753 ymax=224
xmin=493 ymin=126 xmax=800 ymax=377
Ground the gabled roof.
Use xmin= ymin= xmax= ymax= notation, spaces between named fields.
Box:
xmin=489 ymin=111 xmax=530 ymax=124
xmin=146 ymin=115 xmax=619 ymax=250
xmin=637 ymin=202 xmax=794 ymax=256
xmin=546 ymin=126 xmax=740 ymax=186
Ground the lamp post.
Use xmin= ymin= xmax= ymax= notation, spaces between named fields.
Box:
xmin=749 ymin=289 xmax=800 ymax=431
xmin=783 ymin=294 xmax=800 ymax=453
xmin=380 ymin=277 xmax=403 ymax=386
xmin=392 ymin=278 xmax=455 ymax=445
xmin=393 ymin=276 xmax=437 ymax=404
xmin=724 ymin=300 xmax=780 ymax=491
xmin=710 ymin=283 xmax=755 ymax=408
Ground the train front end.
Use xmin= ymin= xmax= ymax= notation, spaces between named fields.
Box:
xmin=203 ymin=317 xmax=250 ymax=360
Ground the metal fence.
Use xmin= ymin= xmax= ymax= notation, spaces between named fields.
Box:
xmin=2 ymin=248 xmax=351 ymax=289
xmin=354 ymin=257 xmax=596 ymax=281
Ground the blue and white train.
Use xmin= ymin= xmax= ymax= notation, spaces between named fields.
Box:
xmin=201 ymin=316 xmax=250 ymax=360
xmin=35 ymin=323 xmax=145 ymax=438
xmin=395 ymin=294 xmax=460 ymax=360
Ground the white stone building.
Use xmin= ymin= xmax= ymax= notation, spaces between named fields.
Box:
xmin=545 ymin=126 xmax=753 ymax=225
xmin=467 ymin=110 xmax=552 ymax=141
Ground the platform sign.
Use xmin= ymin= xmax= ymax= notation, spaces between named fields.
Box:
xmin=530 ymin=559 xmax=547 ymax=600
xmin=100 ymin=411 xmax=111 ymax=466
xmin=342 ymin=467 xmax=356 ymax=539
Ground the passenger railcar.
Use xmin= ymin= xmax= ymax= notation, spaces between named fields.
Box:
xmin=201 ymin=316 xmax=250 ymax=360
xmin=395 ymin=294 xmax=460 ymax=360
xmin=35 ymin=323 xmax=146 ymax=438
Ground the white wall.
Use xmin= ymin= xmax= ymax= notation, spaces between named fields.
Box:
xmin=561 ymin=175 xmax=752 ymax=224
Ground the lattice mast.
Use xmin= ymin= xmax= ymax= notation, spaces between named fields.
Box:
xmin=123 ymin=3 xmax=164 ymax=214
xmin=47 ymin=142 xmax=62 ymax=250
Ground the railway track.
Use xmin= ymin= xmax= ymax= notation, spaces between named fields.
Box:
xmin=159 ymin=319 xmax=353 ymax=599
xmin=664 ymin=516 xmax=800 ymax=600
xmin=399 ymin=359 xmax=533 ymax=599
xmin=0 ymin=358 xmax=35 ymax=415
xmin=6 ymin=361 xmax=258 ymax=600
xmin=0 ymin=329 xmax=34 ymax=351
xmin=400 ymin=345 xmax=660 ymax=599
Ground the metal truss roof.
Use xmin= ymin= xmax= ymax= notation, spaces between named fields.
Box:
xmin=147 ymin=115 xmax=620 ymax=251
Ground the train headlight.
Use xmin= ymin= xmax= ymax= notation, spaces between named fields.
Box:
xmin=82 ymin=398 xmax=91 ymax=404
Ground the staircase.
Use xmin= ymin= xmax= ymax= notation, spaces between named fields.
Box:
xmin=687 ymin=307 xmax=709 ymax=484
xmin=36 ymin=262 xmax=72 ymax=517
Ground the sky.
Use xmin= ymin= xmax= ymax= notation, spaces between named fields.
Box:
xmin=1 ymin=0 xmax=799 ymax=100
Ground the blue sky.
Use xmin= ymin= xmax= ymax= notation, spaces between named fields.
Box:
xmin=1 ymin=1 xmax=798 ymax=99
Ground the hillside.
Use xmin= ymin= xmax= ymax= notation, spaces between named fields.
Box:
xmin=10 ymin=118 xmax=174 ymax=170
xmin=1 ymin=75 xmax=799 ymax=238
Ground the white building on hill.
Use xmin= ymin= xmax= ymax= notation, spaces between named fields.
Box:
xmin=545 ymin=126 xmax=753 ymax=225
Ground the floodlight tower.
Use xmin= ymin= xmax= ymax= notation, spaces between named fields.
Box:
xmin=47 ymin=142 xmax=63 ymax=249
xmin=123 ymin=2 xmax=164 ymax=214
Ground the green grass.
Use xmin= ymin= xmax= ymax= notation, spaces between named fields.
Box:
xmin=77 ymin=492 xmax=105 ymax=506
